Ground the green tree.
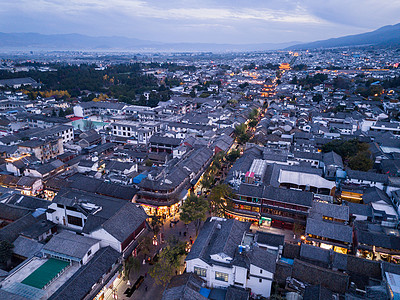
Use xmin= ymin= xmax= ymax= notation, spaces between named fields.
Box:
xmin=248 ymin=108 xmax=259 ymax=120
xmin=138 ymin=235 xmax=153 ymax=259
xmin=348 ymin=150 xmax=373 ymax=171
xmin=150 ymin=212 xmax=164 ymax=237
xmin=200 ymin=173 xmax=214 ymax=192
xmin=234 ymin=123 xmax=247 ymax=137
xmin=0 ymin=241 xmax=14 ymax=268
xmin=226 ymin=149 xmax=240 ymax=163
xmin=248 ymin=119 xmax=258 ymax=128
xmin=209 ymin=184 xmax=234 ymax=217
xmin=83 ymin=120 xmax=95 ymax=131
xmin=149 ymin=237 xmax=187 ymax=286
xmin=180 ymin=194 xmax=209 ymax=236
xmin=122 ymin=256 xmax=141 ymax=281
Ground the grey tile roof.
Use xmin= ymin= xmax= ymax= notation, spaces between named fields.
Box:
xmin=0 ymin=203 xmax=32 ymax=221
xmin=362 ymin=187 xmax=392 ymax=206
xmin=0 ymin=213 xmax=38 ymax=243
xmin=347 ymin=169 xmax=388 ymax=183
xmin=303 ymin=285 xmax=334 ymax=300
xmin=305 ymin=218 xmax=353 ymax=243
xmin=225 ymin=286 xmax=250 ymax=300
xmin=237 ymin=184 xmax=314 ymax=208
xmin=101 ymin=202 xmax=148 ymax=242
xmin=300 ymin=244 xmax=330 ymax=265
xmin=161 ymin=273 xmax=207 ymax=300
xmin=343 ymin=201 xmax=373 ymax=217
xmin=186 ymin=218 xmax=250 ymax=263
xmin=0 ymin=289 xmax=30 ymax=300
xmin=248 ymin=246 xmax=277 ymax=273
xmin=12 ymin=236 xmax=43 ymax=258
xmin=43 ymin=230 xmax=100 ymax=259
xmin=292 ymin=259 xmax=349 ymax=294
xmin=2 ymin=194 xmax=50 ymax=210
xmin=149 ymin=134 xmax=182 ymax=146
xmin=49 ymin=246 xmax=120 ymax=300
xmin=323 ymin=151 xmax=344 ymax=168
xmin=255 ymin=231 xmax=284 ymax=248
xmin=310 ymin=201 xmax=349 ymax=222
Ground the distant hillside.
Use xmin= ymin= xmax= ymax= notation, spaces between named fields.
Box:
xmin=0 ymin=32 xmax=299 ymax=52
xmin=287 ymin=23 xmax=400 ymax=50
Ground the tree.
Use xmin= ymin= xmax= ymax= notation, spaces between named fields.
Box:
xmin=209 ymin=184 xmax=234 ymax=217
xmin=150 ymin=212 xmax=164 ymax=237
xmin=234 ymin=123 xmax=246 ymax=136
xmin=180 ymin=194 xmax=209 ymax=236
xmin=312 ymin=94 xmax=323 ymax=103
xmin=0 ymin=241 xmax=14 ymax=268
xmin=348 ymin=150 xmax=373 ymax=171
xmin=122 ymin=256 xmax=141 ymax=281
xmin=248 ymin=108 xmax=259 ymax=120
xmin=149 ymin=237 xmax=187 ymax=286
xmin=137 ymin=235 xmax=153 ymax=259
xmin=200 ymin=173 xmax=214 ymax=192
xmin=226 ymin=149 xmax=240 ymax=163
xmin=83 ymin=120 xmax=95 ymax=131
xmin=248 ymin=119 xmax=258 ymax=128
xmin=149 ymin=251 xmax=174 ymax=286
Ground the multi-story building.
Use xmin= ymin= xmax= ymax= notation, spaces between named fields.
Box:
xmin=46 ymin=188 xmax=148 ymax=257
xmin=18 ymin=137 xmax=64 ymax=162
xmin=111 ymin=121 xmax=161 ymax=144
xmin=137 ymin=146 xmax=213 ymax=216
xmin=73 ymin=101 xmax=126 ymax=118
xmin=186 ymin=217 xmax=279 ymax=298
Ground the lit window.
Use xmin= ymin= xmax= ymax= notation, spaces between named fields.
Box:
xmin=215 ymin=271 xmax=228 ymax=282
xmin=194 ymin=266 xmax=207 ymax=277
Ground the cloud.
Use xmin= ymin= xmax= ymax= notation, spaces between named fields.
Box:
xmin=0 ymin=0 xmax=399 ymax=44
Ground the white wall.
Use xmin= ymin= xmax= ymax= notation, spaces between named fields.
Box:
xmin=86 ymin=228 xmax=121 ymax=252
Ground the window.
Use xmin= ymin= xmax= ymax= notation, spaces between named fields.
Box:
xmin=259 ymin=279 xmax=262 ymax=283
xmin=67 ymin=215 xmax=83 ymax=227
xmin=215 ymin=271 xmax=228 ymax=282
xmin=56 ymin=204 xmax=64 ymax=208
xmin=260 ymin=270 xmax=262 ymax=274
xmin=194 ymin=266 xmax=207 ymax=277
xmin=87 ymin=250 xmax=92 ymax=256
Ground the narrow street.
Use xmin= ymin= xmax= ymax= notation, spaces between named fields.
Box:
xmin=109 ymin=215 xmax=197 ymax=300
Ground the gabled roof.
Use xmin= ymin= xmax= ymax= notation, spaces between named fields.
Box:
xmin=13 ymin=236 xmax=43 ymax=258
xmin=101 ymin=202 xmax=148 ymax=242
xmin=43 ymin=230 xmax=100 ymax=259
xmin=305 ymin=218 xmax=353 ymax=243
xmin=161 ymin=273 xmax=207 ymax=300
xmin=186 ymin=218 xmax=250 ymax=263
xmin=323 ymin=151 xmax=343 ymax=168
xmin=48 ymin=246 xmax=120 ymax=300
xmin=347 ymin=169 xmax=388 ymax=183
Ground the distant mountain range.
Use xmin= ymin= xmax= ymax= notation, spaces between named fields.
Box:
xmin=2 ymin=23 xmax=400 ymax=52
xmin=0 ymin=32 xmax=299 ymax=52
xmin=288 ymin=23 xmax=400 ymax=50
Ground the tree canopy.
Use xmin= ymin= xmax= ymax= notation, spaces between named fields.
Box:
xmin=209 ymin=184 xmax=234 ymax=217
xmin=180 ymin=194 xmax=209 ymax=236
xmin=149 ymin=236 xmax=187 ymax=286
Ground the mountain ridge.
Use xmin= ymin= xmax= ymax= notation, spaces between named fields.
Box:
xmin=0 ymin=32 xmax=299 ymax=52
xmin=287 ymin=23 xmax=400 ymax=50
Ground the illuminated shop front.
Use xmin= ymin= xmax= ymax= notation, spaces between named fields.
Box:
xmin=141 ymin=202 xmax=181 ymax=217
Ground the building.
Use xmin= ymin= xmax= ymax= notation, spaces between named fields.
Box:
xmin=18 ymin=137 xmax=64 ymax=162
xmin=185 ymin=217 xmax=278 ymax=298
xmin=46 ymin=188 xmax=148 ymax=257
xmin=111 ymin=121 xmax=161 ymax=144
xmin=73 ymin=101 xmax=126 ymax=118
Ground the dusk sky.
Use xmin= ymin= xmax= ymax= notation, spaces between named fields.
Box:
xmin=2 ymin=0 xmax=400 ymax=44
